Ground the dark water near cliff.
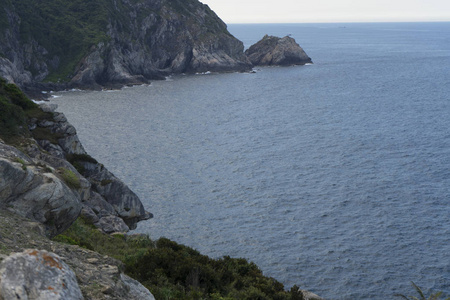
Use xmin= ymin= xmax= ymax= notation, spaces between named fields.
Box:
xmin=52 ymin=23 xmax=450 ymax=299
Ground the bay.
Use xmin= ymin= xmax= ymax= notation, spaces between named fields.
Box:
xmin=52 ymin=22 xmax=450 ymax=299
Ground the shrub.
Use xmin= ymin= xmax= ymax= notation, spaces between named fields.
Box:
xmin=58 ymin=167 xmax=81 ymax=189
xmin=66 ymin=153 xmax=98 ymax=175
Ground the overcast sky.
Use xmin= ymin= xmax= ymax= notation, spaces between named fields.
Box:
xmin=200 ymin=0 xmax=450 ymax=23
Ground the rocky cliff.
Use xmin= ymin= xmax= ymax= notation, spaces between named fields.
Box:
xmin=0 ymin=78 xmax=323 ymax=299
xmin=0 ymin=78 xmax=151 ymax=236
xmin=0 ymin=0 xmax=252 ymax=92
xmin=0 ymin=78 xmax=156 ymax=298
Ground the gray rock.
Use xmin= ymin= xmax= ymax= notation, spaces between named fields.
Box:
xmin=39 ymin=103 xmax=58 ymax=113
xmin=245 ymin=35 xmax=312 ymax=66
xmin=58 ymin=134 xmax=86 ymax=155
xmin=0 ymin=249 xmax=83 ymax=300
xmin=0 ymin=142 xmax=82 ymax=237
xmin=80 ymin=205 xmax=100 ymax=224
xmin=0 ymin=210 xmax=156 ymax=300
xmin=95 ymin=215 xmax=130 ymax=234
xmin=83 ymin=163 xmax=152 ymax=229
xmin=83 ymin=191 xmax=117 ymax=217
xmin=36 ymin=139 xmax=66 ymax=158
xmin=120 ymin=274 xmax=156 ymax=300
xmin=303 ymin=290 xmax=324 ymax=300
xmin=25 ymin=108 xmax=151 ymax=230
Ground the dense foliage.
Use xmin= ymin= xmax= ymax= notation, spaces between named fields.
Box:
xmin=0 ymin=77 xmax=57 ymax=144
xmin=54 ymin=217 xmax=306 ymax=300
xmin=0 ymin=77 xmax=36 ymax=141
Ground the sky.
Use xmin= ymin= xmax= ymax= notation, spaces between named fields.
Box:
xmin=200 ymin=0 xmax=450 ymax=23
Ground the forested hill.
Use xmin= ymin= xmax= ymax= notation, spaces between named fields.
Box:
xmin=0 ymin=0 xmax=251 ymax=91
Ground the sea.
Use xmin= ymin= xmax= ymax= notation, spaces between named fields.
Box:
xmin=51 ymin=22 xmax=450 ymax=299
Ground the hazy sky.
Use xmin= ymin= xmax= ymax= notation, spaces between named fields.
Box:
xmin=200 ymin=0 xmax=450 ymax=23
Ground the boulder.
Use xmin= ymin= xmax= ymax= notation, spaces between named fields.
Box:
xmin=120 ymin=274 xmax=156 ymax=300
xmin=245 ymin=35 xmax=312 ymax=66
xmin=95 ymin=215 xmax=130 ymax=234
xmin=0 ymin=249 xmax=83 ymax=300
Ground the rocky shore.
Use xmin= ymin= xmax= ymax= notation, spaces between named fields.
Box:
xmin=0 ymin=1 xmax=311 ymax=97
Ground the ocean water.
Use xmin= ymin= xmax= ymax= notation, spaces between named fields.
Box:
xmin=52 ymin=23 xmax=450 ymax=299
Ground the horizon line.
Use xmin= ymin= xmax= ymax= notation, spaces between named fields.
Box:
xmin=226 ymin=20 xmax=450 ymax=25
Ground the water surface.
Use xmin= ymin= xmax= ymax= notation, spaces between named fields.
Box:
xmin=53 ymin=22 xmax=450 ymax=299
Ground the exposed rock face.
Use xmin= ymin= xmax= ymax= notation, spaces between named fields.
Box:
xmin=246 ymin=35 xmax=312 ymax=66
xmin=81 ymin=162 xmax=152 ymax=230
xmin=0 ymin=249 xmax=84 ymax=300
xmin=0 ymin=102 xmax=151 ymax=235
xmin=0 ymin=0 xmax=251 ymax=91
xmin=0 ymin=143 xmax=82 ymax=237
xmin=0 ymin=210 xmax=155 ymax=300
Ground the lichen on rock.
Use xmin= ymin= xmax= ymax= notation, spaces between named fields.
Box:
xmin=0 ymin=249 xmax=84 ymax=300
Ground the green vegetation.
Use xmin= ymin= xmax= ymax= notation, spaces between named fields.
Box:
xmin=0 ymin=77 xmax=66 ymax=146
xmin=14 ymin=157 xmax=27 ymax=170
xmin=66 ymin=153 xmax=98 ymax=174
xmin=31 ymin=127 xmax=64 ymax=144
xmin=1 ymin=0 xmax=111 ymax=81
xmin=54 ymin=217 xmax=306 ymax=300
xmin=395 ymin=282 xmax=450 ymax=300
xmin=57 ymin=167 xmax=81 ymax=189
xmin=0 ymin=77 xmax=37 ymax=142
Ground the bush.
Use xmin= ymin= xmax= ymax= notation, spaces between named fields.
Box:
xmin=58 ymin=167 xmax=81 ymax=189
xmin=66 ymin=153 xmax=98 ymax=174
xmin=53 ymin=217 xmax=304 ymax=300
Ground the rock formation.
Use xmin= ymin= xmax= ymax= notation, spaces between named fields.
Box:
xmin=246 ymin=35 xmax=312 ymax=66
xmin=0 ymin=0 xmax=252 ymax=91
xmin=0 ymin=210 xmax=155 ymax=299
xmin=0 ymin=142 xmax=83 ymax=237
xmin=0 ymin=102 xmax=152 ymax=236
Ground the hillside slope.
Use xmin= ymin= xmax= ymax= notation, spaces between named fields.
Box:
xmin=0 ymin=0 xmax=251 ymax=91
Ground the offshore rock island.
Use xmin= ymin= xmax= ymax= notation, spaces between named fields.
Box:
xmin=246 ymin=35 xmax=312 ymax=66
xmin=0 ymin=0 xmax=319 ymax=299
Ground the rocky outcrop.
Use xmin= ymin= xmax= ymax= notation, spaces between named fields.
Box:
xmin=246 ymin=35 xmax=312 ymax=66
xmin=0 ymin=210 xmax=155 ymax=300
xmin=0 ymin=102 xmax=151 ymax=235
xmin=0 ymin=0 xmax=251 ymax=91
xmin=0 ymin=142 xmax=82 ymax=237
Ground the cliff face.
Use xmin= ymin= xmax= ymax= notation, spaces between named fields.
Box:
xmin=0 ymin=0 xmax=251 ymax=90
xmin=0 ymin=78 xmax=151 ymax=236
